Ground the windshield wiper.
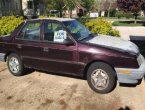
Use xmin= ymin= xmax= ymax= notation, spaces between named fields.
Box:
xmin=78 ymin=33 xmax=93 ymax=41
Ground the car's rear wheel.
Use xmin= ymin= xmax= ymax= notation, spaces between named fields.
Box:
xmin=87 ymin=62 xmax=116 ymax=94
xmin=7 ymin=53 xmax=25 ymax=76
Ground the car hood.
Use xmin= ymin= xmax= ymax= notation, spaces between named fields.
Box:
xmin=87 ymin=35 xmax=139 ymax=54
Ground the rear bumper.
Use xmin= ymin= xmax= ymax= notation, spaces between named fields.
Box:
xmin=0 ymin=53 xmax=5 ymax=62
xmin=115 ymin=54 xmax=145 ymax=84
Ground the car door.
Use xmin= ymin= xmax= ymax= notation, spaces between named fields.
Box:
xmin=14 ymin=20 xmax=45 ymax=69
xmin=40 ymin=20 xmax=83 ymax=75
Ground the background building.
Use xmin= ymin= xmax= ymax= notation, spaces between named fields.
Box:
xmin=0 ymin=0 xmax=34 ymax=17
xmin=0 ymin=0 xmax=23 ymax=16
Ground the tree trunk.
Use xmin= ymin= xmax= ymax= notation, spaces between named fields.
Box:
xmin=134 ymin=13 xmax=138 ymax=24
xmin=44 ymin=2 xmax=47 ymax=16
xmin=59 ymin=10 xmax=63 ymax=17
xmin=70 ymin=10 xmax=72 ymax=18
xmin=107 ymin=3 xmax=112 ymax=18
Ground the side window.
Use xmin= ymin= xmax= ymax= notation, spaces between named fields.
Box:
xmin=18 ymin=22 xmax=40 ymax=40
xmin=44 ymin=22 xmax=67 ymax=43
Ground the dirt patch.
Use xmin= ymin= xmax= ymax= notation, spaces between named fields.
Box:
xmin=59 ymin=99 xmax=67 ymax=110
xmin=6 ymin=96 xmax=14 ymax=100
xmin=41 ymin=99 xmax=53 ymax=107
xmin=108 ymin=97 xmax=122 ymax=110
xmin=0 ymin=68 xmax=7 ymax=72
xmin=75 ymin=105 xmax=81 ymax=110
xmin=16 ymin=99 xmax=25 ymax=103
xmin=60 ymin=93 xmax=66 ymax=96
xmin=68 ymin=84 xmax=78 ymax=100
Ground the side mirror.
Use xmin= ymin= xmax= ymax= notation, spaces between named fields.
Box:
xmin=64 ymin=38 xmax=74 ymax=45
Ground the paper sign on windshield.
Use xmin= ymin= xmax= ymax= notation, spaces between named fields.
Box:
xmin=54 ymin=30 xmax=67 ymax=42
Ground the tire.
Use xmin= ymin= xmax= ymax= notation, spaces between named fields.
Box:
xmin=7 ymin=53 xmax=26 ymax=76
xmin=87 ymin=62 xmax=116 ymax=94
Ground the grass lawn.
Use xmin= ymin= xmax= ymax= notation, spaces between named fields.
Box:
xmin=112 ymin=21 xmax=145 ymax=26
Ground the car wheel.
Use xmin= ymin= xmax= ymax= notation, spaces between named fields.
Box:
xmin=87 ymin=62 xmax=116 ymax=94
xmin=7 ymin=53 xmax=25 ymax=76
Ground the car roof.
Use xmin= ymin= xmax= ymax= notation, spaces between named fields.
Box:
xmin=27 ymin=18 xmax=75 ymax=22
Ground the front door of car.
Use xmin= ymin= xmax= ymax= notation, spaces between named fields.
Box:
xmin=40 ymin=21 xmax=82 ymax=75
xmin=14 ymin=21 xmax=44 ymax=69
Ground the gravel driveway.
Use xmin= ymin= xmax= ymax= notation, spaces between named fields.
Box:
xmin=113 ymin=26 xmax=145 ymax=40
xmin=0 ymin=62 xmax=145 ymax=110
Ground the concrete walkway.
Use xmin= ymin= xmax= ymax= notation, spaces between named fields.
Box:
xmin=113 ymin=26 xmax=145 ymax=40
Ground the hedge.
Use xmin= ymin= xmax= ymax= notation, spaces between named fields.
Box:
xmin=0 ymin=16 xmax=24 ymax=36
xmin=0 ymin=16 xmax=120 ymax=37
xmin=85 ymin=18 xmax=120 ymax=37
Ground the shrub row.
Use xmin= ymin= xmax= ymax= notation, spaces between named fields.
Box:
xmin=0 ymin=16 xmax=24 ymax=36
xmin=0 ymin=16 xmax=120 ymax=37
xmin=85 ymin=18 xmax=120 ymax=37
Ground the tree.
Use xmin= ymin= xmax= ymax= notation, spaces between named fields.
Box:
xmin=117 ymin=0 xmax=145 ymax=23
xmin=104 ymin=0 xmax=117 ymax=17
xmin=66 ymin=0 xmax=77 ymax=17
xmin=35 ymin=0 xmax=96 ymax=17
xmin=91 ymin=0 xmax=109 ymax=17
xmin=34 ymin=0 xmax=49 ymax=16
xmin=81 ymin=0 xmax=95 ymax=13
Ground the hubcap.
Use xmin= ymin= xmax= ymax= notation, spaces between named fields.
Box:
xmin=91 ymin=69 xmax=109 ymax=90
xmin=9 ymin=57 xmax=20 ymax=74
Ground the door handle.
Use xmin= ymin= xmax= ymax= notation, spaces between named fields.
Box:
xmin=17 ymin=44 xmax=22 ymax=49
xmin=43 ymin=47 xmax=49 ymax=52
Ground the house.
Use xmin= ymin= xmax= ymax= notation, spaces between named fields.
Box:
xmin=0 ymin=0 xmax=23 ymax=16
xmin=0 ymin=0 xmax=34 ymax=17
xmin=65 ymin=3 xmax=86 ymax=18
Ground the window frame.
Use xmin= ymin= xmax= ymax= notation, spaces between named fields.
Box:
xmin=15 ymin=20 xmax=42 ymax=42
xmin=42 ymin=20 xmax=76 ymax=45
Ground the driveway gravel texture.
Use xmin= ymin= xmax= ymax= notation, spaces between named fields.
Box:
xmin=0 ymin=62 xmax=145 ymax=110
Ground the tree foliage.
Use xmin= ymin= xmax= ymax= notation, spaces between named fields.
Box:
xmin=117 ymin=0 xmax=145 ymax=13
xmin=36 ymin=0 xmax=96 ymax=17
xmin=117 ymin=0 xmax=145 ymax=23
xmin=81 ymin=0 xmax=95 ymax=12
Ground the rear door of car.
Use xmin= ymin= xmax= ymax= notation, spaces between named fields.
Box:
xmin=14 ymin=20 xmax=45 ymax=69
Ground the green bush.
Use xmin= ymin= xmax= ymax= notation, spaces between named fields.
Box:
xmin=115 ymin=11 xmax=133 ymax=19
xmin=125 ymin=13 xmax=133 ymax=19
xmin=0 ymin=16 xmax=24 ymax=36
xmin=115 ymin=11 xmax=124 ymax=19
xmin=85 ymin=18 xmax=120 ymax=37
xmin=76 ymin=17 xmax=95 ymax=25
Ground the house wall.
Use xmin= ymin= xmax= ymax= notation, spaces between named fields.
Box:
xmin=22 ymin=0 xmax=34 ymax=16
xmin=65 ymin=8 xmax=80 ymax=18
xmin=0 ymin=0 xmax=35 ymax=16
xmin=0 ymin=0 xmax=22 ymax=16
xmin=0 ymin=1 xmax=2 ymax=16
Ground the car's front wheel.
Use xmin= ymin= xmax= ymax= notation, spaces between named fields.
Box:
xmin=7 ymin=53 xmax=25 ymax=76
xmin=87 ymin=62 xmax=116 ymax=94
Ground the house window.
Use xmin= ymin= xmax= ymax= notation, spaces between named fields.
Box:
xmin=2 ymin=0 xmax=6 ymax=7
xmin=16 ymin=2 xmax=19 ymax=10
xmin=27 ymin=1 xmax=33 ymax=9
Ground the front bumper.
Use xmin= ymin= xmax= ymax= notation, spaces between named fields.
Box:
xmin=115 ymin=54 xmax=145 ymax=84
xmin=0 ymin=53 xmax=5 ymax=62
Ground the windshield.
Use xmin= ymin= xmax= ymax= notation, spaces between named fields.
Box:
xmin=63 ymin=20 xmax=91 ymax=41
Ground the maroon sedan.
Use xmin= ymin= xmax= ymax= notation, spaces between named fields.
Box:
xmin=0 ymin=18 xmax=145 ymax=94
